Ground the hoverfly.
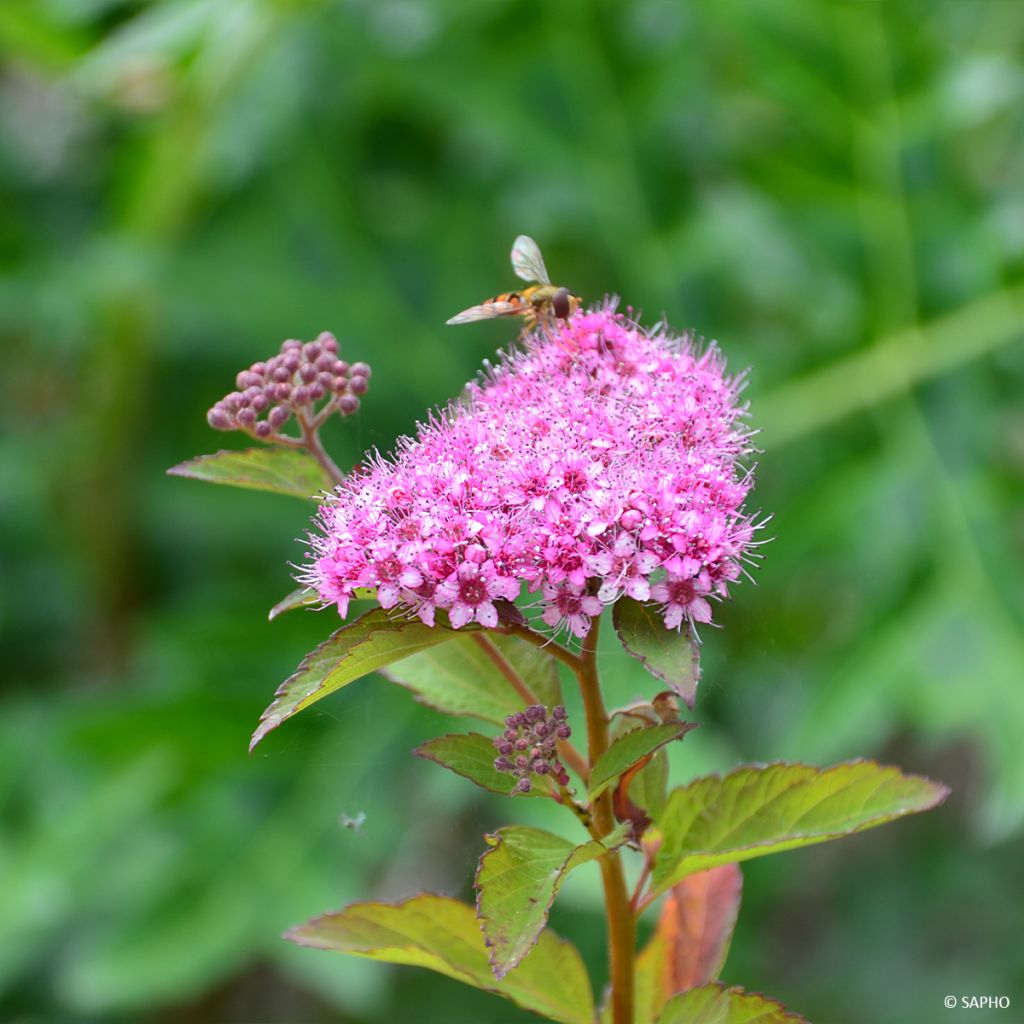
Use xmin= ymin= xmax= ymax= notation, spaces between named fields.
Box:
xmin=446 ymin=235 xmax=581 ymax=334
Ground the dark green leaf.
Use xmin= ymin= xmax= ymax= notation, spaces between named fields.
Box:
xmin=612 ymin=598 xmax=701 ymax=707
xmin=656 ymin=983 xmax=809 ymax=1023
xmin=475 ymin=825 xmax=630 ymax=978
xmin=652 ymin=761 xmax=950 ymax=896
xmin=251 ymin=609 xmax=465 ymax=750
xmin=589 ymin=722 xmax=693 ymax=800
xmin=168 ymin=446 xmax=333 ymax=498
xmin=413 ymin=732 xmax=546 ymax=798
xmin=286 ymin=893 xmax=594 ymax=1024
xmin=382 ymin=632 xmax=560 ymax=725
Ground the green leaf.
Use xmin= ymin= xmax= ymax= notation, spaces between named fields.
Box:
xmin=268 ymin=587 xmax=318 ymax=621
xmin=631 ymin=750 xmax=670 ymax=820
xmin=413 ymin=732 xmax=546 ymax=798
xmin=651 ymin=761 xmax=950 ymax=896
xmin=589 ymin=722 xmax=693 ymax=800
xmin=655 ymin=983 xmax=809 ymax=1023
xmin=251 ymin=609 xmax=465 ymax=750
xmin=382 ymin=632 xmax=561 ymax=725
xmin=612 ymin=597 xmax=701 ymax=707
xmin=475 ymin=824 xmax=630 ymax=978
xmin=286 ymin=893 xmax=594 ymax=1024
xmin=167 ymin=446 xmax=333 ymax=499
xmin=268 ymin=585 xmax=375 ymax=621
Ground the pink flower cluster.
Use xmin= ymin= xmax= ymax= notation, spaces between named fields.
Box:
xmin=303 ymin=305 xmax=759 ymax=638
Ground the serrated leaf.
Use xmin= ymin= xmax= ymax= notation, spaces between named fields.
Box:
xmin=251 ymin=609 xmax=465 ymax=750
xmin=382 ymin=632 xmax=560 ymax=725
xmin=589 ymin=722 xmax=693 ymax=800
xmin=413 ymin=732 xmax=546 ymax=798
xmin=652 ymin=761 xmax=949 ymax=896
xmin=658 ymin=864 xmax=743 ymax=995
xmin=168 ymin=446 xmax=333 ymax=498
xmin=612 ymin=598 xmax=701 ymax=707
xmin=656 ymin=983 xmax=809 ymax=1023
xmin=475 ymin=824 xmax=630 ymax=979
xmin=286 ymin=894 xmax=594 ymax=1024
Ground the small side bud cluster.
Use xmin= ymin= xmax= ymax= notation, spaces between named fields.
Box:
xmin=493 ymin=704 xmax=572 ymax=794
xmin=207 ymin=332 xmax=371 ymax=439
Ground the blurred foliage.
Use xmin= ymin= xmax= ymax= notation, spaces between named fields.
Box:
xmin=1 ymin=0 xmax=1022 ymax=1022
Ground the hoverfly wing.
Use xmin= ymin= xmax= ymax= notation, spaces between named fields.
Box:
xmin=511 ymin=235 xmax=550 ymax=285
xmin=446 ymin=299 xmax=522 ymax=325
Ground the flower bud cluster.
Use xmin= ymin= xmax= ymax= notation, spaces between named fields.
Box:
xmin=493 ymin=704 xmax=572 ymax=794
xmin=207 ymin=332 xmax=370 ymax=438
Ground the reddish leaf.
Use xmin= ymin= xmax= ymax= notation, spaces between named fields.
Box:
xmin=659 ymin=863 xmax=743 ymax=994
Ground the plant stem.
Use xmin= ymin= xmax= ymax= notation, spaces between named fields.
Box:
xmin=578 ymin=617 xmax=635 ymax=1024
xmin=297 ymin=412 xmax=346 ymax=486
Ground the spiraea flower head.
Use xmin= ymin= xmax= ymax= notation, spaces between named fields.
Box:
xmin=303 ymin=304 xmax=760 ymax=634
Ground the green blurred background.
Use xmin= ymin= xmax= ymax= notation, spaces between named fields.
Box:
xmin=2 ymin=1 xmax=1023 ymax=1021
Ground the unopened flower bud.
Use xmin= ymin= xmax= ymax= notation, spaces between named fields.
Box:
xmin=494 ymin=756 xmax=512 ymax=772
xmin=299 ymin=363 xmax=317 ymax=383
xmin=207 ymin=406 xmax=233 ymax=430
xmin=317 ymin=331 xmax=338 ymax=353
xmin=533 ymin=759 xmax=549 ymax=774
xmin=339 ymin=395 xmax=360 ymax=414
xmin=269 ymin=406 xmax=290 ymax=428
xmin=274 ymin=383 xmax=292 ymax=402
xmin=309 ymin=382 xmax=325 ymax=401
xmin=516 ymin=778 xmax=533 ymax=794
xmin=515 ymin=738 xmax=528 ymax=751
xmin=224 ymin=391 xmax=243 ymax=411
xmin=255 ymin=421 xmax=272 ymax=438
xmin=552 ymin=706 xmax=568 ymax=720
xmin=556 ymin=724 xmax=571 ymax=739
xmin=283 ymin=354 xmax=300 ymax=374
xmin=237 ymin=407 xmax=256 ymax=427
xmin=315 ymin=353 xmax=335 ymax=373
xmin=272 ymin=366 xmax=291 ymax=383
xmin=293 ymin=386 xmax=311 ymax=406
xmin=350 ymin=362 xmax=371 ymax=379
xmin=303 ymin=342 xmax=321 ymax=362
xmin=333 ymin=359 xmax=350 ymax=376
xmin=281 ymin=339 xmax=302 ymax=352
xmin=620 ymin=509 xmax=643 ymax=530
xmin=350 ymin=375 xmax=369 ymax=395
xmin=515 ymin=755 xmax=528 ymax=769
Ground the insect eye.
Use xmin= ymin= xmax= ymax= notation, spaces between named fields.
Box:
xmin=552 ymin=287 xmax=572 ymax=320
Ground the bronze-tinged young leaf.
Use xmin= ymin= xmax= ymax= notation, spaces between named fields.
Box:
xmin=286 ymin=893 xmax=594 ymax=1024
xmin=658 ymin=863 xmax=743 ymax=995
xmin=250 ymin=609 xmax=466 ymax=750
xmin=475 ymin=824 xmax=630 ymax=979
xmin=168 ymin=446 xmax=333 ymax=499
xmin=382 ymin=632 xmax=560 ymax=725
xmin=612 ymin=597 xmax=701 ymax=707
xmin=655 ymin=983 xmax=809 ymax=1023
xmin=414 ymin=733 xmax=546 ymax=798
xmin=589 ymin=722 xmax=694 ymax=800
xmin=651 ymin=760 xmax=950 ymax=896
